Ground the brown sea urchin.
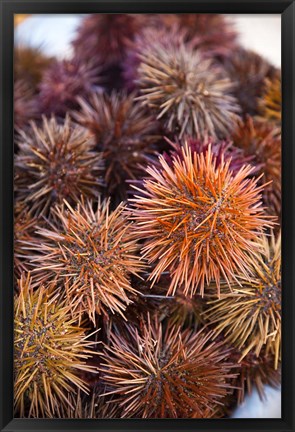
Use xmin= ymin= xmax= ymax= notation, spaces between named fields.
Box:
xmin=15 ymin=115 xmax=103 ymax=216
xmin=73 ymin=91 xmax=159 ymax=198
xmin=232 ymin=349 xmax=281 ymax=404
xmin=203 ymin=231 xmax=281 ymax=369
xmin=100 ymin=317 xmax=237 ymax=418
xmin=136 ymin=42 xmax=240 ymax=138
xmin=131 ymin=143 xmax=273 ymax=296
xmin=14 ymin=206 xmax=41 ymax=281
xmin=28 ymin=198 xmax=144 ymax=324
xmin=14 ymin=273 xmax=98 ymax=418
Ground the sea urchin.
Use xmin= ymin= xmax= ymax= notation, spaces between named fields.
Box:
xmin=136 ymin=42 xmax=240 ymax=138
xmin=28 ymin=198 xmax=144 ymax=324
xmin=73 ymin=91 xmax=159 ymax=198
xmin=14 ymin=273 xmax=98 ymax=418
xmin=15 ymin=115 xmax=103 ymax=216
xmin=203 ymin=231 xmax=281 ymax=369
xmin=131 ymin=143 xmax=273 ymax=296
xmin=100 ymin=317 xmax=237 ymax=418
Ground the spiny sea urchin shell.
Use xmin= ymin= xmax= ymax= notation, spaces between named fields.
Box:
xmin=232 ymin=116 xmax=281 ymax=216
xmin=28 ymin=198 xmax=145 ymax=324
xmin=73 ymin=91 xmax=159 ymax=199
xmin=100 ymin=317 xmax=238 ymax=418
xmin=203 ymin=231 xmax=281 ymax=369
xmin=136 ymin=42 xmax=240 ymax=138
xmin=14 ymin=273 xmax=98 ymax=418
xmin=38 ymin=58 xmax=101 ymax=116
xmin=130 ymin=143 xmax=274 ymax=296
xmin=15 ymin=115 xmax=103 ymax=216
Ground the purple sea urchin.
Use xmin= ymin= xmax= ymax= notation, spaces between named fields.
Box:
xmin=72 ymin=14 xmax=145 ymax=69
xmin=122 ymin=24 xmax=188 ymax=91
xmin=164 ymin=136 xmax=256 ymax=176
xmin=155 ymin=14 xmax=238 ymax=58
xmin=39 ymin=58 xmax=101 ymax=116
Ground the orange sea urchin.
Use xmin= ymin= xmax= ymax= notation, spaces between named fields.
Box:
xmin=131 ymin=143 xmax=273 ymax=296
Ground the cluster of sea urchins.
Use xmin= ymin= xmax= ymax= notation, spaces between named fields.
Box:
xmin=14 ymin=14 xmax=281 ymax=419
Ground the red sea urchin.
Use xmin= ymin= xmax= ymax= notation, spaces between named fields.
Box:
xmin=14 ymin=115 xmax=103 ymax=216
xmin=131 ymin=143 xmax=274 ymax=296
xmin=14 ymin=273 xmax=98 ymax=418
xmin=28 ymin=198 xmax=144 ymax=324
xmin=136 ymin=41 xmax=240 ymax=139
xmin=100 ymin=317 xmax=237 ymax=418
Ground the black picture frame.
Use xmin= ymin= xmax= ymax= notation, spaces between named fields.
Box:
xmin=0 ymin=1 xmax=294 ymax=431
